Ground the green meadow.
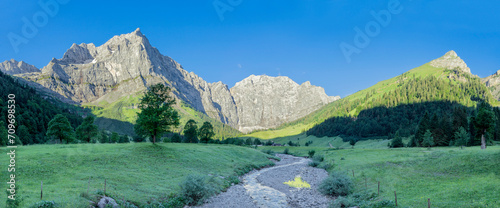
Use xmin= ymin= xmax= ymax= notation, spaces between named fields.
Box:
xmin=0 ymin=143 xmax=275 ymax=207
xmin=259 ymin=138 xmax=500 ymax=208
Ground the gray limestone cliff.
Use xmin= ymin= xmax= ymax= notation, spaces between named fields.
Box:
xmin=231 ymin=75 xmax=339 ymax=132
xmin=10 ymin=28 xmax=338 ymax=133
xmin=481 ymin=70 xmax=500 ymax=100
xmin=0 ymin=59 xmax=40 ymax=75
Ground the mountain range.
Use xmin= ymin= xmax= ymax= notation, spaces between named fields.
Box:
xmin=0 ymin=28 xmax=339 ymax=135
xmin=244 ymin=50 xmax=498 ymax=139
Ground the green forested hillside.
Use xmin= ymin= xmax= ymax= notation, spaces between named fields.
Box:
xmin=306 ymin=72 xmax=495 ymax=139
xmin=248 ymin=62 xmax=497 ymax=140
xmin=0 ymin=71 xmax=84 ymax=145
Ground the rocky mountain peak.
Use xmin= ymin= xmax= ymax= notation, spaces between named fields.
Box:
xmin=11 ymin=29 xmax=339 ymax=134
xmin=231 ymin=74 xmax=339 ymax=133
xmin=0 ymin=59 xmax=40 ymax=75
xmin=430 ymin=50 xmax=471 ymax=73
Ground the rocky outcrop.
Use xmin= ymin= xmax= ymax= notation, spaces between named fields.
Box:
xmin=11 ymin=28 xmax=338 ymax=133
xmin=481 ymin=70 xmax=500 ymax=100
xmin=0 ymin=59 xmax=40 ymax=75
xmin=231 ymin=75 xmax=339 ymax=132
xmin=430 ymin=50 xmax=471 ymax=73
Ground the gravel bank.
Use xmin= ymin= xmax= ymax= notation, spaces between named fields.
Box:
xmin=196 ymin=154 xmax=331 ymax=208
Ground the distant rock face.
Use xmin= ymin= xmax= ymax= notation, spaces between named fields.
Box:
xmin=0 ymin=59 xmax=40 ymax=75
xmin=12 ymin=28 xmax=338 ymax=133
xmin=481 ymin=70 xmax=500 ymax=100
xmin=231 ymin=75 xmax=339 ymax=132
xmin=430 ymin=50 xmax=471 ymax=73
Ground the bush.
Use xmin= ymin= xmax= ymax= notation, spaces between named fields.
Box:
xmin=330 ymin=191 xmax=396 ymax=208
xmin=261 ymin=149 xmax=274 ymax=155
xmin=30 ymin=200 xmax=57 ymax=208
xmin=133 ymin=135 xmax=146 ymax=143
xmin=179 ymin=175 xmax=214 ymax=205
xmin=283 ymin=148 xmax=290 ymax=154
xmin=318 ymin=171 xmax=353 ymax=196
xmin=308 ymin=150 xmax=316 ymax=158
xmin=312 ymin=155 xmax=324 ymax=162
xmin=309 ymin=161 xmax=320 ymax=167
xmin=390 ymin=136 xmax=404 ymax=148
xmin=171 ymin=134 xmax=182 ymax=143
xmin=118 ymin=135 xmax=130 ymax=143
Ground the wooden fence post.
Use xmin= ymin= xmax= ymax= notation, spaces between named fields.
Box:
xmin=378 ymin=181 xmax=380 ymax=196
xmin=104 ymin=179 xmax=107 ymax=196
xmin=41 ymin=181 xmax=43 ymax=200
xmin=394 ymin=191 xmax=398 ymax=206
xmin=365 ymin=177 xmax=367 ymax=191
xmin=352 ymin=170 xmax=355 ymax=177
xmin=88 ymin=177 xmax=90 ymax=196
xmin=428 ymin=198 xmax=431 ymax=208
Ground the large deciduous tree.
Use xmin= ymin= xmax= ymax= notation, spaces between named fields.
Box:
xmin=199 ymin=122 xmax=215 ymax=143
xmin=183 ymin=119 xmax=198 ymax=143
xmin=135 ymin=83 xmax=180 ymax=144
xmin=474 ymin=102 xmax=495 ymax=149
xmin=76 ymin=116 xmax=99 ymax=143
xmin=46 ymin=114 xmax=75 ymax=144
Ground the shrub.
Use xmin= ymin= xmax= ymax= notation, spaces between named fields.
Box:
xmin=133 ymin=135 xmax=146 ymax=143
xmin=283 ymin=148 xmax=290 ymax=154
xmin=179 ymin=175 xmax=214 ymax=206
xmin=170 ymin=134 xmax=182 ymax=143
xmin=390 ymin=136 xmax=404 ymax=148
xmin=318 ymin=171 xmax=353 ymax=196
xmin=309 ymin=161 xmax=320 ymax=167
xmin=30 ymin=200 xmax=57 ymax=208
xmin=261 ymin=149 xmax=274 ymax=155
xmin=330 ymin=191 xmax=396 ymax=208
xmin=312 ymin=155 xmax=324 ymax=162
xmin=308 ymin=150 xmax=316 ymax=158
xmin=118 ymin=135 xmax=130 ymax=143
xmin=227 ymin=175 xmax=240 ymax=185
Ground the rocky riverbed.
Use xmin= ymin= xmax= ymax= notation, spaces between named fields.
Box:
xmin=196 ymin=154 xmax=331 ymax=208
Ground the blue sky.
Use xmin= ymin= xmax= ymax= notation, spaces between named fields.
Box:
xmin=1 ymin=0 xmax=499 ymax=97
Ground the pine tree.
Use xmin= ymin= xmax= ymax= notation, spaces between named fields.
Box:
xmin=17 ymin=125 xmax=32 ymax=145
xmin=454 ymin=127 xmax=469 ymax=147
xmin=474 ymin=102 xmax=495 ymax=149
xmin=415 ymin=112 xmax=430 ymax=146
xmin=422 ymin=130 xmax=435 ymax=148
xmin=110 ymin=132 xmax=119 ymax=143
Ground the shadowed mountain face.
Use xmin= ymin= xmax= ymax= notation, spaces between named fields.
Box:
xmin=9 ymin=28 xmax=339 ymax=133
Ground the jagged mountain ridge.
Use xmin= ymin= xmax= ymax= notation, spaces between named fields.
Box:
xmin=0 ymin=59 xmax=40 ymax=75
xmin=10 ymin=28 xmax=339 ymax=133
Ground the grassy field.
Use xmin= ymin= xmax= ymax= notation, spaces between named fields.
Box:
xmin=259 ymin=142 xmax=500 ymax=207
xmin=0 ymin=143 xmax=275 ymax=207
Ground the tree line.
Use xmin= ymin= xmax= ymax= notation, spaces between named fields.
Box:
xmin=0 ymin=71 xmax=84 ymax=146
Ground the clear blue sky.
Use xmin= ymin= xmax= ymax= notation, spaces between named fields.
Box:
xmin=1 ymin=0 xmax=499 ymax=97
